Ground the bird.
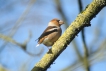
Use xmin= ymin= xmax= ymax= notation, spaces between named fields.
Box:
xmin=36 ymin=18 xmax=64 ymax=48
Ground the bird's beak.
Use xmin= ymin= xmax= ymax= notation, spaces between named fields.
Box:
xmin=59 ymin=20 xmax=64 ymax=25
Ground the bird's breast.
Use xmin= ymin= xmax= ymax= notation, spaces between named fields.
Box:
xmin=43 ymin=28 xmax=62 ymax=46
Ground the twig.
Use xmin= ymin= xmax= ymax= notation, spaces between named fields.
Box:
xmin=78 ymin=0 xmax=90 ymax=71
xmin=0 ymin=0 xmax=36 ymax=53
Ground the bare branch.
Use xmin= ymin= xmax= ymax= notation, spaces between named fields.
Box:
xmin=0 ymin=0 xmax=36 ymax=53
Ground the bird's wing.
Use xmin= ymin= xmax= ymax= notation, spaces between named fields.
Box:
xmin=37 ymin=26 xmax=58 ymax=42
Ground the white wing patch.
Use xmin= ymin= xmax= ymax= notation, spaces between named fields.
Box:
xmin=36 ymin=44 xmax=40 ymax=47
xmin=46 ymin=27 xmax=58 ymax=32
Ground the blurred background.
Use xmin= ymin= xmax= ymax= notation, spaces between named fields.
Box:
xmin=0 ymin=0 xmax=106 ymax=71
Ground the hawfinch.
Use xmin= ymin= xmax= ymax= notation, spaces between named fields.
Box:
xmin=36 ymin=18 xmax=64 ymax=47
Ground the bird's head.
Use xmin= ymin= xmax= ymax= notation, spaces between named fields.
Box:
xmin=48 ymin=18 xmax=64 ymax=27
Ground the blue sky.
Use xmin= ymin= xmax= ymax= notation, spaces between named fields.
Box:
xmin=0 ymin=0 xmax=106 ymax=71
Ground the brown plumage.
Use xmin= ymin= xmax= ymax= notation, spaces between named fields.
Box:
xmin=36 ymin=18 xmax=64 ymax=47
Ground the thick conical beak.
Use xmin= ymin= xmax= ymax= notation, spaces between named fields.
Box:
xmin=59 ymin=20 xmax=64 ymax=25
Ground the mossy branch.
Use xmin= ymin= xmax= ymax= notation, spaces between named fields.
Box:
xmin=32 ymin=0 xmax=106 ymax=71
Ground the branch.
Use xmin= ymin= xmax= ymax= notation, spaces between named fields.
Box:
xmin=32 ymin=0 xmax=106 ymax=71
xmin=0 ymin=0 xmax=36 ymax=53
xmin=78 ymin=0 xmax=90 ymax=71
xmin=0 ymin=32 xmax=36 ymax=56
xmin=56 ymin=0 xmax=83 ymax=62
xmin=55 ymin=0 xmax=69 ymax=27
xmin=62 ymin=39 xmax=106 ymax=71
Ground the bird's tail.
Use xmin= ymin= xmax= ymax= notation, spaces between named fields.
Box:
xmin=36 ymin=44 xmax=40 ymax=47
